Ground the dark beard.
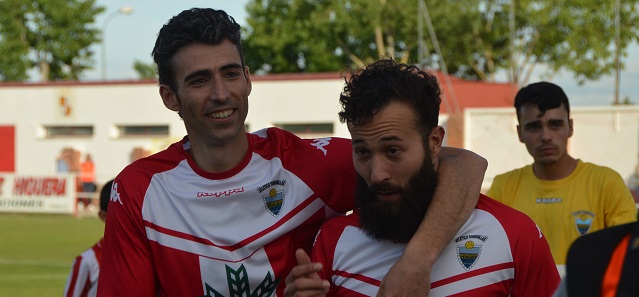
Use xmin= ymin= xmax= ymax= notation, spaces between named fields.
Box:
xmin=356 ymin=153 xmax=438 ymax=243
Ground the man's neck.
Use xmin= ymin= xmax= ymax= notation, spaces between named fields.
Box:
xmin=532 ymin=155 xmax=578 ymax=181
xmin=187 ymin=134 xmax=249 ymax=173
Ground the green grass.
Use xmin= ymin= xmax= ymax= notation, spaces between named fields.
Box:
xmin=0 ymin=213 xmax=104 ymax=296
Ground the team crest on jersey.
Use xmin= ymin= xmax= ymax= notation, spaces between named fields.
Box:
xmin=455 ymin=234 xmax=487 ymax=271
xmin=573 ymin=210 xmax=595 ymax=235
xmin=257 ymin=180 xmax=286 ymax=217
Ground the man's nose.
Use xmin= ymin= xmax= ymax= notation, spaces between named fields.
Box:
xmin=209 ymin=79 xmax=230 ymax=102
xmin=541 ymin=126 xmax=552 ymax=142
xmin=370 ymin=157 xmax=391 ymax=184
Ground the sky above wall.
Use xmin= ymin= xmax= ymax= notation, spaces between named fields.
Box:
xmin=76 ymin=0 xmax=639 ymax=107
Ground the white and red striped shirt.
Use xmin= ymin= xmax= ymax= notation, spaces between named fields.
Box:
xmin=64 ymin=238 xmax=103 ymax=297
xmin=97 ymin=128 xmax=356 ymax=296
xmin=312 ymin=195 xmax=560 ymax=297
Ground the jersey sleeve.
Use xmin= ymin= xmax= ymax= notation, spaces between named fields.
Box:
xmin=509 ymin=215 xmax=560 ymax=296
xmin=63 ymin=255 xmax=90 ymax=297
xmin=301 ymin=137 xmax=357 ymax=214
xmin=263 ymin=129 xmax=357 ymax=214
xmin=601 ymin=169 xmax=638 ymax=227
xmin=97 ymin=176 xmax=156 ymax=296
xmin=311 ymin=220 xmax=346 ymax=297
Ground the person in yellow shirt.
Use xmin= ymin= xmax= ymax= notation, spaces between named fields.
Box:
xmin=487 ymin=81 xmax=637 ymax=270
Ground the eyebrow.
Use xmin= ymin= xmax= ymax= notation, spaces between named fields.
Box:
xmin=523 ymin=120 xmax=541 ymax=127
xmin=220 ymin=63 xmax=243 ymax=72
xmin=548 ymin=119 xmax=565 ymax=125
xmin=183 ymin=69 xmax=211 ymax=84
xmin=351 ymin=135 xmax=402 ymax=145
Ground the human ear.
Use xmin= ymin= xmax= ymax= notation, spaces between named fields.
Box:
xmin=429 ymin=126 xmax=445 ymax=157
xmin=160 ymin=84 xmax=180 ymax=112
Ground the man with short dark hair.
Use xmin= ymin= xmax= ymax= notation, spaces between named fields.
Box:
xmin=488 ymin=82 xmax=637 ymax=269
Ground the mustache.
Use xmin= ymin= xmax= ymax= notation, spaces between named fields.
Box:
xmin=537 ymin=144 xmax=558 ymax=150
xmin=367 ymin=182 xmax=402 ymax=194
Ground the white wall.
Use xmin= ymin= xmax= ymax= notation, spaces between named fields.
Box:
xmin=0 ymin=78 xmax=350 ymax=185
xmin=5 ymin=79 xmax=635 ymax=192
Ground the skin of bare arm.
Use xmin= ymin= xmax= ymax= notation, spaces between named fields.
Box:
xmin=377 ymin=147 xmax=487 ymax=297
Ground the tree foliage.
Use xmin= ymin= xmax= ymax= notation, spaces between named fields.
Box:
xmin=0 ymin=0 xmax=104 ymax=82
xmin=243 ymin=0 xmax=639 ymax=85
xmin=133 ymin=60 xmax=157 ymax=80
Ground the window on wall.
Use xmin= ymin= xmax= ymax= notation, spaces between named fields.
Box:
xmin=277 ymin=123 xmax=334 ymax=134
xmin=117 ymin=125 xmax=169 ymax=137
xmin=44 ymin=126 xmax=94 ymax=138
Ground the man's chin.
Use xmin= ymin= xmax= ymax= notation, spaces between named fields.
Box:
xmin=369 ymin=200 xmax=403 ymax=216
xmin=536 ymin=156 xmax=560 ymax=166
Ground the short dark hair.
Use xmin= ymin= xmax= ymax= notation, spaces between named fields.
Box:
xmin=338 ymin=58 xmax=441 ymax=141
xmin=100 ymin=179 xmax=114 ymax=212
xmin=514 ymin=81 xmax=570 ymax=121
xmin=152 ymin=8 xmax=244 ymax=92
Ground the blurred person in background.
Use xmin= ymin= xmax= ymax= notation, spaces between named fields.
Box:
xmin=63 ymin=179 xmax=113 ymax=297
xmin=79 ymin=154 xmax=97 ymax=212
xmin=487 ymin=81 xmax=637 ymax=273
xmin=553 ymin=220 xmax=639 ymax=296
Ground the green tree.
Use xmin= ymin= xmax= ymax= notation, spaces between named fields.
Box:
xmin=243 ymin=0 xmax=639 ymax=86
xmin=133 ymin=60 xmax=157 ymax=80
xmin=0 ymin=0 xmax=104 ymax=82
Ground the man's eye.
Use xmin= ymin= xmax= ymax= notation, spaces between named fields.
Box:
xmin=191 ymin=78 xmax=206 ymax=85
xmin=354 ymin=149 xmax=369 ymax=157
xmin=526 ymin=125 xmax=540 ymax=131
xmin=388 ymin=148 xmax=400 ymax=155
xmin=225 ymin=72 xmax=240 ymax=78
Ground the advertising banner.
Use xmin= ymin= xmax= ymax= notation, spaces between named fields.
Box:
xmin=0 ymin=174 xmax=76 ymax=214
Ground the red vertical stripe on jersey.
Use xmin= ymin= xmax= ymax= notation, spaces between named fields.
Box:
xmin=66 ymin=256 xmax=83 ymax=297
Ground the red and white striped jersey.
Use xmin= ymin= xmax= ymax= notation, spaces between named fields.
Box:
xmin=97 ymin=128 xmax=356 ymax=297
xmin=312 ymin=195 xmax=560 ymax=297
xmin=64 ymin=238 xmax=103 ymax=297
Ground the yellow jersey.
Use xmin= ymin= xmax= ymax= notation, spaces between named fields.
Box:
xmin=487 ymin=160 xmax=637 ymax=264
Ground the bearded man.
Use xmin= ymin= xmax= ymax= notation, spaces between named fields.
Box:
xmin=285 ymin=59 xmax=560 ymax=297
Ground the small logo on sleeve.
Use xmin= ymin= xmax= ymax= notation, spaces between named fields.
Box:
xmin=110 ymin=182 xmax=123 ymax=205
xmin=311 ymin=137 xmax=332 ymax=156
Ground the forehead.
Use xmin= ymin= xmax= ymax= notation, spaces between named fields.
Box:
xmin=518 ymin=104 xmax=568 ymax=124
xmin=348 ymin=102 xmax=419 ymax=142
xmin=171 ymin=40 xmax=242 ymax=80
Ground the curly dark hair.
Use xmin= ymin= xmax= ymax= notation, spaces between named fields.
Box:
xmin=339 ymin=59 xmax=442 ymax=141
xmin=152 ymin=8 xmax=244 ymax=92
xmin=514 ymin=81 xmax=570 ymax=122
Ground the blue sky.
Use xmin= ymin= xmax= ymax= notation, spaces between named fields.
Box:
xmin=87 ymin=0 xmax=639 ymax=107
